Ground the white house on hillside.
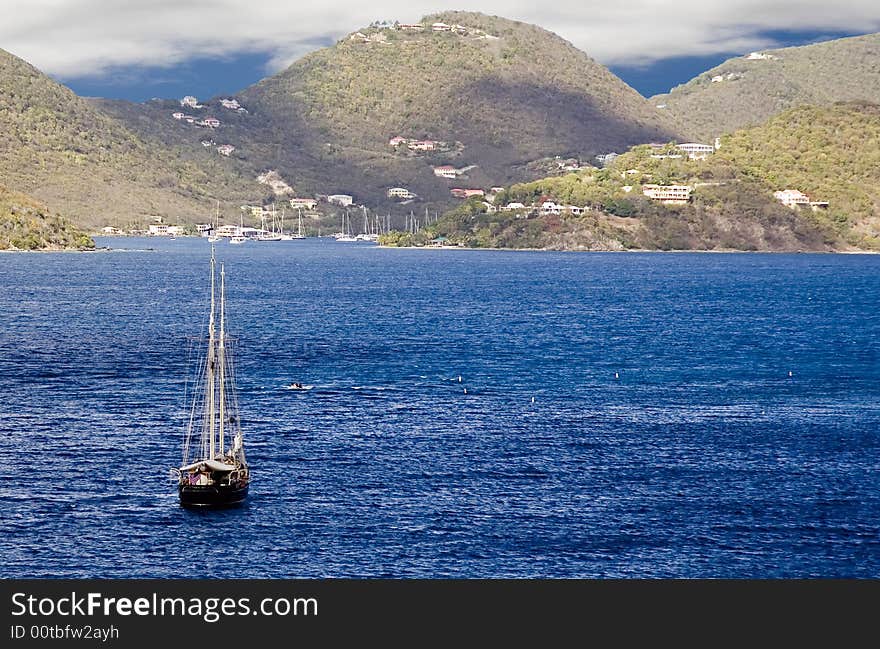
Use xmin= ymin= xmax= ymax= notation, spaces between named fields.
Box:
xmin=328 ymin=194 xmax=354 ymax=206
xmin=642 ymin=184 xmax=693 ymax=204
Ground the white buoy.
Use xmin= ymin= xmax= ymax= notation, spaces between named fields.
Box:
xmin=788 ymin=371 xmax=793 ymax=377
xmin=531 ymin=396 xmax=535 ymax=404
xmin=615 ymin=372 xmax=619 ymax=379
xmin=458 ymin=375 xmax=462 ymax=383
xmin=463 ymin=387 xmax=467 ymax=394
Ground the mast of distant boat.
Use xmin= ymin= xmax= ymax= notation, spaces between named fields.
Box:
xmin=206 ymin=245 xmax=217 ymax=461
xmin=218 ymin=260 xmax=226 ymax=456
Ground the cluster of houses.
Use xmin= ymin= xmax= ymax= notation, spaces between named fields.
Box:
xmin=172 ymin=112 xmax=221 ymax=128
xmin=487 ymin=197 xmax=594 ymax=216
xmin=389 ymin=136 xmax=450 ymax=152
xmin=172 ymin=95 xmax=247 ymax=156
xmin=350 ymin=31 xmax=389 ymax=44
xmin=773 ymin=189 xmax=828 ymax=211
xmin=397 ymin=21 xmax=492 ymax=37
xmin=359 ymin=20 xmax=496 ymax=38
xmin=286 ymin=194 xmax=355 ymax=210
xmin=181 ymin=95 xmax=247 ymax=113
xmin=197 ymin=136 xmax=235 ymax=156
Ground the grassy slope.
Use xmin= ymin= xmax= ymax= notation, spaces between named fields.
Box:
xmin=0 ymin=185 xmax=94 ymax=250
xmin=408 ymin=103 xmax=880 ymax=251
xmin=0 ymin=49 xmax=258 ymax=229
xmin=652 ymin=33 xmax=880 ymax=140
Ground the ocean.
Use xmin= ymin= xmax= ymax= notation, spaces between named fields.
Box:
xmin=1 ymin=237 xmax=878 ymax=577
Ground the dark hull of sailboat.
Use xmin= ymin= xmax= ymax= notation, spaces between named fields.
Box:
xmin=179 ymin=483 xmax=249 ymax=508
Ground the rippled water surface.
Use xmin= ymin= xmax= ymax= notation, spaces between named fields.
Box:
xmin=1 ymin=238 xmax=878 ymax=577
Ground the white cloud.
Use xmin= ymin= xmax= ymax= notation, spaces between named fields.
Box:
xmin=1 ymin=0 xmax=878 ymax=78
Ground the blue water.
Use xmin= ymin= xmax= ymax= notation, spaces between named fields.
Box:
xmin=1 ymin=238 xmax=878 ymax=578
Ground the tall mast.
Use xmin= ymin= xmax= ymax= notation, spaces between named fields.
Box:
xmin=218 ymin=262 xmax=226 ymax=455
xmin=207 ymin=245 xmax=216 ymax=460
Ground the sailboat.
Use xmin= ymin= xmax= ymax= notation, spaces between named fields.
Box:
xmin=290 ymin=208 xmax=306 ymax=239
xmin=230 ymin=211 xmax=247 ymax=244
xmin=256 ymin=204 xmax=282 ymax=241
xmin=207 ymin=200 xmax=221 ymax=242
xmin=176 ymin=247 xmax=250 ymax=507
xmin=335 ymin=211 xmax=358 ymax=242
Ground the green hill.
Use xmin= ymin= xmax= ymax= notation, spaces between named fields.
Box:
xmin=238 ymin=11 xmax=680 ymax=206
xmin=0 ymin=185 xmax=94 ymax=250
xmin=106 ymin=12 xmax=680 ymax=215
xmin=652 ymin=33 xmax=880 ymax=140
xmin=0 ymin=48 xmax=258 ymax=229
xmin=395 ymin=102 xmax=879 ymax=251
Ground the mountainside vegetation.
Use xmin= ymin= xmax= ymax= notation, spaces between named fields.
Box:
xmin=390 ymin=102 xmax=879 ymax=251
xmin=653 ymin=33 xmax=880 ymax=139
xmin=237 ymin=11 xmax=679 ymax=207
xmin=0 ymin=185 xmax=94 ymax=250
xmin=106 ymin=12 xmax=680 ymax=215
xmin=0 ymin=48 xmax=258 ymax=229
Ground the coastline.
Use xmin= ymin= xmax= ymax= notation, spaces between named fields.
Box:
xmin=378 ymin=245 xmax=878 ymax=254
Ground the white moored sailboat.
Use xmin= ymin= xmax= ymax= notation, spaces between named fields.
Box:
xmin=175 ymin=246 xmax=250 ymax=507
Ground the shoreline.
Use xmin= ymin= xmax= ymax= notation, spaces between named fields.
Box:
xmin=379 ymin=245 xmax=879 ymax=254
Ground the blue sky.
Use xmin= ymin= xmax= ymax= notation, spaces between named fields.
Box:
xmin=1 ymin=1 xmax=877 ymax=101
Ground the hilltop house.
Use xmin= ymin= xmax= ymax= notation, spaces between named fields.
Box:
xmin=219 ymin=98 xmax=241 ymax=110
xmin=328 ymin=194 xmax=354 ymax=206
xmin=501 ymin=202 xmax=526 ymax=211
xmin=180 ymin=96 xmax=202 ymax=108
xmin=642 ymin=184 xmax=693 ymax=204
xmin=389 ymin=136 xmax=408 ymax=147
xmin=431 ymin=22 xmax=451 ymax=31
xmin=201 ymin=117 xmax=221 ymax=128
xmin=217 ymin=144 xmax=235 ymax=156
xmin=172 ymin=112 xmax=185 ymax=120
xmin=433 ymin=165 xmax=458 ymax=179
xmin=290 ymin=198 xmax=318 ymax=210
xmin=398 ymin=23 xmax=425 ymax=31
